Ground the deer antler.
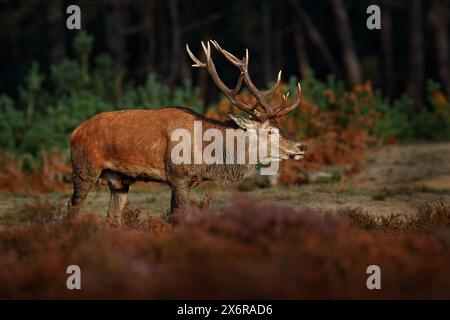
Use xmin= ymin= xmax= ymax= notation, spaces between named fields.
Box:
xmin=186 ymin=40 xmax=302 ymax=121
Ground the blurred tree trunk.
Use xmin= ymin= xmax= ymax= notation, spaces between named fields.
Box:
xmin=380 ymin=0 xmax=395 ymax=97
xmin=166 ymin=0 xmax=181 ymax=83
xmin=273 ymin=0 xmax=285 ymax=76
xmin=47 ymin=0 xmax=66 ymax=63
xmin=291 ymin=15 xmax=311 ymax=78
xmin=407 ymin=0 xmax=424 ymax=107
xmin=158 ymin=4 xmax=172 ymax=78
xmin=145 ymin=0 xmax=158 ymax=74
xmin=427 ymin=0 xmax=449 ymax=97
xmin=178 ymin=49 xmax=191 ymax=82
xmin=261 ymin=2 xmax=274 ymax=85
xmin=105 ymin=0 xmax=128 ymax=67
xmin=330 ymin=0 xmax=362 ymax=87
xmin=288 ymin=0 xmax=340 ymax=77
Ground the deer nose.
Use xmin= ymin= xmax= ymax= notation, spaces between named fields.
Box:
xmin=297 ymin=143 xmax=307 ymax=153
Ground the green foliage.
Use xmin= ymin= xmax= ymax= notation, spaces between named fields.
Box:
xmin=122 ymin=74 xmax=172 ymax=108
xmin=375 ymin=81 xmax=450 ymax=141
xmin=0 ymin=95 xmax=27 ymax=152
xmin=19 ymin=62 xmax=45 ymax=121
xmin=287 ymin=74 xmax=450 ymax=142
xmin=0 ymin=33 xmax=448 ymax=159
xmin=173 ymin=79 xmax=203 ymax=113
xmin=51 ymin=59 xmax=84 ymax=95
xmin=375 ymin=95 xmax=414 ymax=140
xmin=91 ymin=53 xmax=125 ymax=102
xmin=0 ymin=33 xmax=204 ymax=157
xmin=288 ymin=73 xmax=354 ymax=113
xmin=73 ymin=31 xmax=94 ymax=84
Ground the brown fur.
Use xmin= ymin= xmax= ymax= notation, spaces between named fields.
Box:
xmin=67 ymin=107 xmax=304 ymax=219
xmin=68 ymin=108 xmax=251 ymax=218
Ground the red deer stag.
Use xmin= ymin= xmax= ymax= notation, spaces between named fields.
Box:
xmin=67 ymin=40 xmax=307 ymax=220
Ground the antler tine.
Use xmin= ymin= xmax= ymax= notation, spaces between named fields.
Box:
xmin=201 ymin=40 xmax=210 ymax=58
xmin=185 ymin=44 xmax=206 ymax=68
xmin=210 ymin=40 xmax=275 ymax=113
xmin=270 ymin=83 xmax=302 ymax=119
xmin=262 ymin=70 xmax=282 ymax=97
xmin=210 ymin=40 xmax=245 ymax=67
xmin=266 ymin=91 xmax=290 ymax=117
xmin=186 ymin=41 xmax=263 ymax=120
xmin=187 ymin=41 xmax=302 ymax=122
xmin=232 ymin=73 xmax=244 ymax=95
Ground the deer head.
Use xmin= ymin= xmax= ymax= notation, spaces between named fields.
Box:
xmin=186 ymin=40 xmax=307 ymax=161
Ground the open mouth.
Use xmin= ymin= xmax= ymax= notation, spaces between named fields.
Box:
xmin=287 ymin=152 xmax=306 ymax=160
xmin=261 ymin=151 xmax=306 ymax=162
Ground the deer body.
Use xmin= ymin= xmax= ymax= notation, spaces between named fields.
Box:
xmin=68 ymin=107 xmax=258 ymax=218
xmin=67 ymin=40 xmax=307 ymax=220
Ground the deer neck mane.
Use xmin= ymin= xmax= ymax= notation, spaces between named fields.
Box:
xmin=199 ymin=120 xmax=258 ymax=183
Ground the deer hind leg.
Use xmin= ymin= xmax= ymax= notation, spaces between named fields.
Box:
xmin=107 ymin=185 xmax=129 ymax=222
xmin=105 ymin=172 xmax=130 ymax=222
xmin=67 ymin=167 xmax=101 ymax=219
xmin=170 ymin=183 xmax=190 ymax=214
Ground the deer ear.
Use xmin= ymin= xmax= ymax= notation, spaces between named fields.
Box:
xmin=228 ymin=113 xmax=257 ymax=130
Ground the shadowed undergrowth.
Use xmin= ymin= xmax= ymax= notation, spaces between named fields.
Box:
xmin=0 ymin=197 xmax=449 ymax=299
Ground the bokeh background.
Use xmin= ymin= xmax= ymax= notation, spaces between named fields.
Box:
xmin=0 ymin=0 xmax=449 ymax=299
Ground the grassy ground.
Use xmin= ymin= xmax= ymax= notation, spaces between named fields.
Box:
xmin=1 ymin=143 xmax=449 ymax=220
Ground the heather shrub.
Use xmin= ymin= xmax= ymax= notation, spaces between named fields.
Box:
xmin=0 ymin=197 xmax=449 ymax=299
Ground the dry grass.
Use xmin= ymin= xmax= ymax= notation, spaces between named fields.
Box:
xmin=339 ymin=202 xmax=450 ymax=234
xmin=0 ymin=196 xmax=449 ymax=299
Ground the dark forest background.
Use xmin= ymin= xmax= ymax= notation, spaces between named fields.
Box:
xmin=0 ymin=0 xmax=449 ymax=158
xmin=1 ymin=0 xmax=449 ymax=102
